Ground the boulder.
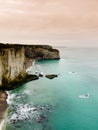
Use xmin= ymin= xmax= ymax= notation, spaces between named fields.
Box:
xmin=45 ymin=74 xmax=58 ymax=79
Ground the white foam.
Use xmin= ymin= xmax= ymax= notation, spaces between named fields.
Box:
xmin=24 ymin=90 xmax=31 ymax=94
xmin=9 ymin=103 xmax=39 ymax=122
xmin=79 ymin=93 xmax=90 ymax=99
xmin=68 ymin=71 xmax=77 ymax=74
xmin=26 ymin=66 xmax=33 ymax=71
xmin=0 ymin=120 xmax=4 ymax=130
xmin=32 ymin=61 xmax=35 ymax=66
xmin=5 ymin=92 xmax=41 ymax=124
xmin=10 ymin=113 xmax=17 ymax=120
xmin=19 ymin=104 xmax=34 ymax=113
xmin=6 ymin=91 xmax=16 ymax=105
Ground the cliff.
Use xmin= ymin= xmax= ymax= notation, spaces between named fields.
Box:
xmin=25 ymin=45 xmax=60 ymax=60
xmin=0 ymin=44 xmax=25 ymax=89
xmin=0 ymin=43 xmax=60 ymax=90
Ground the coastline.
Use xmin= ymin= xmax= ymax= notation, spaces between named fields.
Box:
xmin=0 ymin=44 xmax=60 ymax=90
xmin=0 ymin=74 xmax=38 ymax=129
xmin=0 ymin=44 xmax=60 ymax=129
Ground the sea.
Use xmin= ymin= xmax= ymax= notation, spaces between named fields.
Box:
xmin=2 ymin=46 xmax=98 ymax=130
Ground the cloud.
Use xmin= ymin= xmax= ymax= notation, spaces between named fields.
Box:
xmin=0 ymin=0 xmax=98 ymax=43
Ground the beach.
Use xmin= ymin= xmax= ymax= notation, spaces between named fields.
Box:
xmin=0 ymin=91 xmax=8 ymax=127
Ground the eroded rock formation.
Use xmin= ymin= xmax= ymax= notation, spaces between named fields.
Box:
xmin=0 ymin=44 xmax=25 ymax=88
xmin=0 ymin=43 xmax=60 ymax=90
xmin=25 ymin=45 xmax=60 ymax=60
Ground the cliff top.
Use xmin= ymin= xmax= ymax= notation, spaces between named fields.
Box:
xmin=0 ymin=43 xmax=59 ymax=53
xmin=0 ymin=43 xmax=52 ymax=49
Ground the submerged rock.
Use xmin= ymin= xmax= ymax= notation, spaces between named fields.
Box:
xmin=45 ymin=74 xmax=58 ymax=79
xmin=6 ymin=102 xmax=52 ymax=125
xmin=37 ymin=115 xmax=47 ymax=123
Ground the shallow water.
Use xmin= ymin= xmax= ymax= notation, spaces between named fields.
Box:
xmin=2 ymin=47 xmax=98 ymax=130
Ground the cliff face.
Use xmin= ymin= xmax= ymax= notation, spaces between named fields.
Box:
xmin=0 ymin=45 xmax=25 ymax=87
xmin=25 ymin=45 xmax=60 ymax=70
xmin=0 ymin=44 xmax=60 ymax=90
xmin=25 ymin=45 xmax=60 ymax=60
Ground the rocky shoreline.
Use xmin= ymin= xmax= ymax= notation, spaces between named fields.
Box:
xmin=0 ymin=43 xmax=60 ymax=127
xmin=2 ymin=74 xmax=39 ymax=91
xmin=0 ymin=91 xmax=8 ymax=125
xmin=0 ymin=43 xmax=60 ymax=90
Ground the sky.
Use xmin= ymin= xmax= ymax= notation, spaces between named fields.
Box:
xmin=0 ymin=0 xmax=98 ymax=46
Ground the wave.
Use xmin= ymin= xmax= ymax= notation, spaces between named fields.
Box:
xmin=6 ymin=91 xmax=16 ymax=105
xmin=0 ymin=120 xmax=4 ymax=130
xmin=3 ymin=91 xmax=52 ymax=130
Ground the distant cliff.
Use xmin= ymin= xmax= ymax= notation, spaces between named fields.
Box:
xmin=25 ymin=45 xmax=60 ymax=60
xmin=0 ymin=43 xmax=60 ymax=90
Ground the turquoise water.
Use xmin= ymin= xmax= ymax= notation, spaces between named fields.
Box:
xmin=2 ymin=47 xmax=98 ymax=130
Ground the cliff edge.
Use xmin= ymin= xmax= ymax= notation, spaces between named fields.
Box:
xmin=25 ymin=45 xmax=60 ymax=60
xmin=0 ymin=43 xmax=60 ymax=90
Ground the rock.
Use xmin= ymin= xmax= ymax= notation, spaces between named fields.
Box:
xmin=0 ymin=44 xmax=26 ymax=89
xmin=0 ymin=91 xmax=8 ymax=122
xmin=0 ymin=43 xmax=60 ymax=90
xmin=25 ymin=45 xmax=60 ymax=60
xmin=3 ymin=74 xmax=39 ymax=90
xmin=37 ymin=115 xmax=47 ymax=123
xmin=39 ymin=73 xmax=44 ymax=77
xmin=45 ymin=74 xmax=58 ymax=79
xmin=34 ymin=71 xmax=44 ymax=77
xmin=0 ymin=91 xmax=8 ymax=101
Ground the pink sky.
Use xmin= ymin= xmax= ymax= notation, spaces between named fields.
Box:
xmin=0 ymin=0 xmax=98 ymax=46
